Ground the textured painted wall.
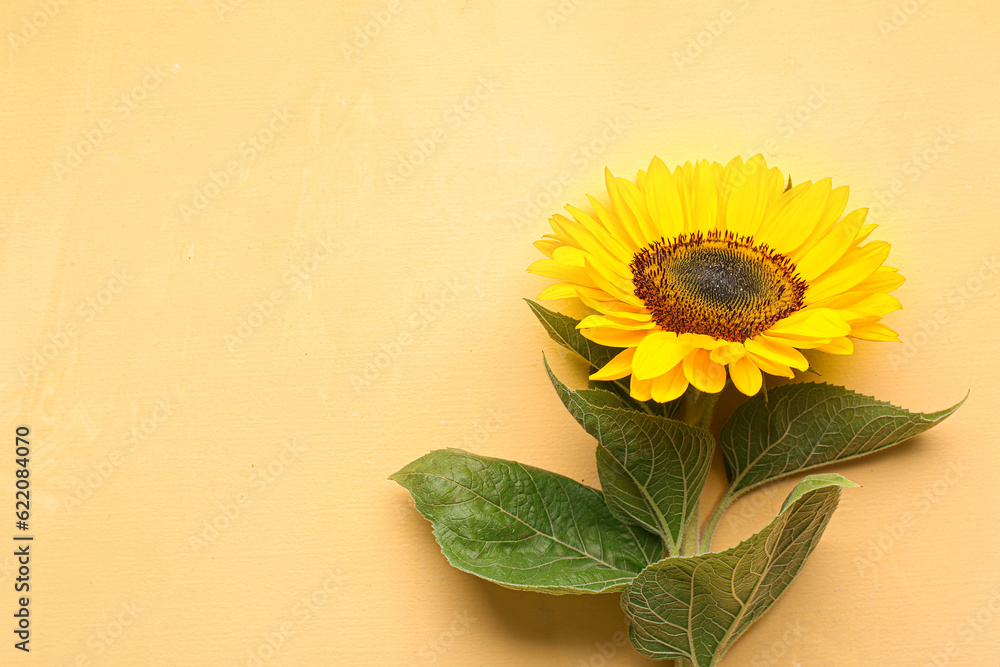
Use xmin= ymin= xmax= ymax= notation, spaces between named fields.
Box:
xmin=1 ymin=0 xmax=998 ymax=664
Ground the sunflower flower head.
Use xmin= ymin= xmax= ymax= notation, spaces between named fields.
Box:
xmin=528 ymin=155 xmax=903 ymax=401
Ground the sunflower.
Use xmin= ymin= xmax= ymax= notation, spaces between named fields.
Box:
xmin=528 ymin=155 xmax=903 ymax=401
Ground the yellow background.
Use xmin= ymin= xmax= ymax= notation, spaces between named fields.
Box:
xmin=1 ymin=0 xmax=998 ymax=664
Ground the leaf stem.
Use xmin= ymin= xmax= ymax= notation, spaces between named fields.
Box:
xmin=699 ymin=492 xmax=737 ymax=554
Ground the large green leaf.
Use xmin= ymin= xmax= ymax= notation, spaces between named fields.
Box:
xmin=546 ymin=359 xmax=714 ymax=555
xmin=621 ymin=474 xmax=857 ymax=666
xmin=720 ymin=382 xmax=963 ymax=498
xmin=391 ymin=449 xmax=663 ymax=594
xmin=526 ymin=299 xmax=680 ymax=418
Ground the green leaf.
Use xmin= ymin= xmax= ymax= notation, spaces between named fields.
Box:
xmin=526 ymin=298 xmax=619 ymax=370
xmin=391 ymin=449 xmax=663 ymax=594
xmin=720 ymin=382 xmax=964 ymax=499
xmin=525 ymin=299 xmax=681 ymax=418
xmin=621 ymin=474 xmax=855 ymax=666
xmin=591 ymin=378 xmax=682 ymax=420
xmin=546 ymin=358 xmax=715 ymax=555
xmin=780 ymin=472 xmax=859 ymax=511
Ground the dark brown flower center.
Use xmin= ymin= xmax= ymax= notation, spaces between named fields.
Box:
xmin=630 ymin=231 xmax=806 ymax=342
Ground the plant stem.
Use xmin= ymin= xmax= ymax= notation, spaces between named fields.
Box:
xmin=681 ymin=388 xmax=719 ymax=432
xmin=614 ymin=378 xmax=656 ymax=415
xmin=676 ymin=389 xmax=719 ymax=555
xmin=678 ymin=510 xmax=700 ymax=557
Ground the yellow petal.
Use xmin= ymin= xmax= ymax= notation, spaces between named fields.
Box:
xmin=792 ymin=184 xmax=850 ymax=260
xmin=715 ymin=155 xmax=743 ymax=229
xmin=644 ymin=157 xmax=685 ymax=240
xmin=814 ymin=337 xmax=854 ymax=354
xmin=563 ymin=206 xmax=633 ymax=262
xmin=672 ymin=161 xmax=695 ymax=234
xmin=536 ymin=282 xmax=581 ymax=300
xmin=757 ymin=178 xmax=832 ymax=254
xmin=578 ymin=293 xmax=651 ymax=319
xmin=632 ymin=331 xmax=692 ymax=380
xmin=630 ymin=374 xmax=653 ymax=402
xmin=605 ymin=168 xmax=647 ymax=249
xmin=853 ymin=266 xmax=905 ymax=293
xmin=682 ymin=348 xmax=726 ymax=393
xmin=745 ymin=351 xmax=795 ymax=379
xmin=710 ymin=342 xmax=747 ymax=365
xmin=587 ymin=194 xmax=641 ymax=253
xmin=690 ymin=160 xmax=720 ymax=234
xmin=581 ymin=252 xmax=630 ymax=287
xmin=584 ymin=258 xmax=645 ymax=308
xmin=651 ymin=364 xmax=689 ymax=403
xmin=795 ymin=207 xmax=868 ymax=281
xmin=767 ymin=308 xmax=851 ymax=339
xmin=849 ymin=322 xmax=900 ymax=342
xmin=553 ymin=212 xmax=632 ymax=278
xmin=853 ymin=223 xmax=878 ymax=246
xmin=589 ymin=347 xmax=636 ymax=381
xmin=571 ymin=285 xmax=628 ymax=302
xmin=723 ymin=155 xmax=783 ymax=237
xmin=729 ymin=356 xmax=763 ymax=396
xmin=842 ymin=293 xmax=902 ymax=319
xmin=805 ymin=241 xmax=892 ymax=304
xmin=580 ymin=326 xmax=650 ymax=347
xmin=807 ymin=290 xmax=874 ymax=311
xmin=768 ymin=336 xmax=831 ymax=349
xmin=679 ymin=333 xmax=730 ymax=350
xmin=744 ymin=336 xmax=809 ymax=371
xmin=527 ymin=259 xmax=598 ymax=286
xmin=616 ymin=176 xmax=660 ymax=245
xmin=533 ymin=238 xmax=562 ymax=258
xmin=552 ymin=245 xmax=587 ymax=267
xmin=578 ymin=314 xmax=655 ymax=331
